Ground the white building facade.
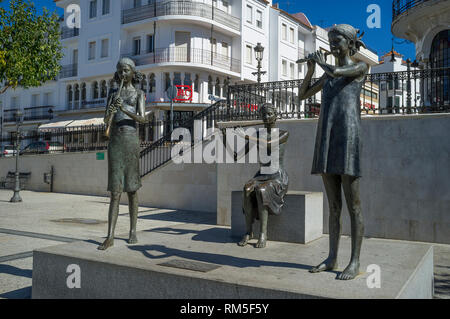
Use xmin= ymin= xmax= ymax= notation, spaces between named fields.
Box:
xmin=371 ymin=50 xmax=421 ymax=112
xmin=392 ymin=0 xmax=449 ymax=108
xmin=0 ymin=0 xmax=378 ymax=145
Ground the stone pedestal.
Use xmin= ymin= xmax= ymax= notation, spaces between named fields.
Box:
xmin=231 ymin=191 xmax=323 ymax=244
xmin=32 ymin=224 xmax=434 ymax=299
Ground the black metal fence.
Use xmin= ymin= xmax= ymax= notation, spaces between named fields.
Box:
xmin=227 ymin=66 xmax=450 ymax=120
xmin=0 ymin=121 xmax=170 ymax=156
xmin=139 ymin=100 xmax=228 ymax=177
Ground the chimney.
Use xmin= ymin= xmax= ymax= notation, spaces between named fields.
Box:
xmin=274 ymin=3 xmax=279 ymax=9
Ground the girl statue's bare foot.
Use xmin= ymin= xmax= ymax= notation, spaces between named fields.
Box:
xmin=255 ymin=233 xmax=267 ymax=248
xmin=337 ymin=261 xmax=360 ymax=280
xmin=128 ymin=232 xmax=138 ymax=244
xmin=98 ymin=237 xmax=114 ymax=250
xmin=309 ymin=257 xmax=337 ymax=273
xmin=238 ymin=233 xmax=252 ymax=247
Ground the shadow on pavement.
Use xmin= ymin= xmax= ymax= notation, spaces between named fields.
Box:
xmin=128 ymin=244 xmax=323 ymax=273
xmin=138 ymin=209 xmax=216 ymax=225
xmin=146 ymin=227 xmax=234 ymax=244
xmin=0 ymin=264 xmax=32 ymax=278
xmin=0 ymin=286 xmax=31 ymax=299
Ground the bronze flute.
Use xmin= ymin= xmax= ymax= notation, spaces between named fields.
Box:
xmin=104 ymin=78 xmax=124 ymax=139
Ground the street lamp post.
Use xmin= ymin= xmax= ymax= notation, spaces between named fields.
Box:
xmin=10 ymin=110 xmax=23 ymax=203
xmin=252 ymin=43 xmax=267 ymax=111
xmin=252 ymin=42 xmax=266 ymax=84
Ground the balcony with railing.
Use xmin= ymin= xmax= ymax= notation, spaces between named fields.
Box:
xmin=122 ymin=47 xmax=241 ymax=74
xmin=60 ymin=26 xmax=80 ymax=40
xmin=392 ymin=0 xmax=433 ymax=21
xmin=3 ymin=106 xmax=55 ymax=123
xmin=122 ymin=1 xmax=241 ymax=32
xmin=60 ymin=64 xmax=78 ymax=79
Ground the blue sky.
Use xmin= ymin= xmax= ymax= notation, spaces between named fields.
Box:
xmin=1 ymin=0 xmax=416 ymax=61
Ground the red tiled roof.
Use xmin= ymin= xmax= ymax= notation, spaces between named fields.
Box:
xmin=290 ymin=12 xmax=313 ymax=29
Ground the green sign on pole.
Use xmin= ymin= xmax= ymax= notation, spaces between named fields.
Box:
xmin=96 ymin=152 xmax=105 ymax=160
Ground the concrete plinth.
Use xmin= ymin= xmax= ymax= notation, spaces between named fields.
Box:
xmin=32 ymin=224 xmax=433 ymax=299
xmin=231 ymin=191 xmax=323 ymax=244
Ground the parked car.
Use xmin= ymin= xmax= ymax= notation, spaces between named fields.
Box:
xmin=20 ymin=141 xmax=66 ymax=155
xmin=2 ymin=145 xmax=17 ymax=157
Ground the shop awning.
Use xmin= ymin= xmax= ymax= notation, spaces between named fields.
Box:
xmin=66 ymin=117 xmax=104 ymax=129
xmin=38 ymin=119 xmax=75 ymax=131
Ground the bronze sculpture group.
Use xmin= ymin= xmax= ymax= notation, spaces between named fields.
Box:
xmin=99 ymin=24 xmax=367 ymax=281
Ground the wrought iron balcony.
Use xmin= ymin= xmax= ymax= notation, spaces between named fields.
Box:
xmin=61 ymin=26 xmax=80 ymax=40
xmin=81 ymin=99 xmax=107 ymax=109
xmin=122 ymin=1 xmax=241 ymax=32
xmin=4 ymin=106 xmax=54 ymax=123
xmin=122 ymin=47 xmax=241 ymax=73
xmin=60 ymin=64 xmax=78 ymax=79
xmin=392 ymin=0 xmax=433 ymax=21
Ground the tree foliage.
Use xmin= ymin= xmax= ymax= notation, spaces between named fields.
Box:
xmin=0 ymin=0 xmax=63 ymax=94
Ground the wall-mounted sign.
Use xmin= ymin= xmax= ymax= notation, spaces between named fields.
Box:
xmin=174 ymin=85 xmax=193 ymax=102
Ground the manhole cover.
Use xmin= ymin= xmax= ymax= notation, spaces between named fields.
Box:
xmin=51 ymin=218 xmax=106 ymax=225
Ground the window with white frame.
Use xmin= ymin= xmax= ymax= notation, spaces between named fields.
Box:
xmin=147 ymin=35 xmax=154 ymax=53
xmin=290 ymin=62 xmax=295 ymax=79
xmin=256 ymin=10 xmax=263 ymax=29
xmin=223 ymin=0 xmax=229 ymax=12
xmin=222 ymin=42 xmax=228 ymax=57
xmin=246 ymin=5 xmax=252 ymax=24
xmin=31 ymin=94 xmax=39 ymax=107
xmin=101 ymin=38 xmax=109 ymax=58
xmin=133 ymin=37 xmax=141 ymax=56
xmin=290 ymin=27 xmax=295 ymax=43
xmin=11 ymin=96 xmax=18 ymax=108
xmin=246 ymin=45 xmax=253 ymax=64
xmin=211 ymin=38 xmax=217 ymax=57
xmin=88 ymin=41 xmax=96 ymax=60
xmin=44 ymin=92 xmax=52 ymax=105
xmin=102 ymin=0 xmax=110 ymax=15
xmin=282 ymin=24 xmax=287 ymax=41
xmin=282 ymin=60 xmax=287 ymax=76
xmin=89 ymin=0 xmax=97 ymax=19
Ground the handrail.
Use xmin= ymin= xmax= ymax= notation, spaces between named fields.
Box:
xmin=139 ymin=99 xmax=228 ymax=177
xmin=122 ymin=47 xmax=241 ymax=73
xmin=122 ymin=1 xmax=241 ymax=32
xmin=392 ymin=0 xmax=431 ymax=20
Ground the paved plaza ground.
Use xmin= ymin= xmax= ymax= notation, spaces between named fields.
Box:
xmin=0 ymin=189 xmax=449 ymax=299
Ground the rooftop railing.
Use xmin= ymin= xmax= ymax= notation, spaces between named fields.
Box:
xmin=60 ymin=26 xmax=80 ymax=40
xmin=122 ymin=47 xmax=241 ymax=73
xmin=392 ymin=0 xmax=432 ymax=20
xmin=59 ymin=64 xmax=78 ymax=79
xmin=122 ymin=1 xmax=241 ymax=32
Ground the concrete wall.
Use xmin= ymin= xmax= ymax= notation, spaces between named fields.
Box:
xmin=217 ymin=113 xmax=450 ymax=244
xmin=0 ymin=151 xmax=217 ymax=213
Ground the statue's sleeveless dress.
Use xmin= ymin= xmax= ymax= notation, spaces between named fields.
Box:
xmin=245 ymin=132 xmax=289 ymax=218
xmin=311 ymin=74 xmax=364 ymax=178
xmin=106 ymin=88 xmax=143 ymax=193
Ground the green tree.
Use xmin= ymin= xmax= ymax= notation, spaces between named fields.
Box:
xmin=0 ymin=0 xmax=63 ymax=94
